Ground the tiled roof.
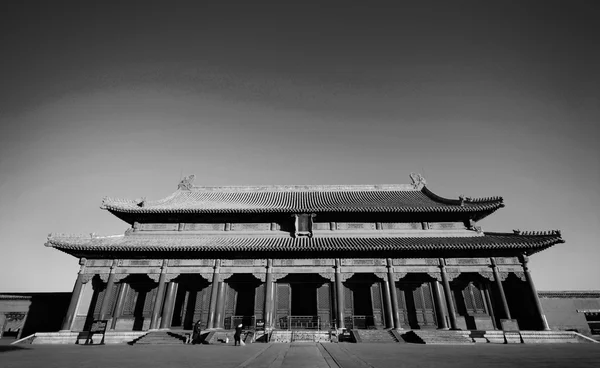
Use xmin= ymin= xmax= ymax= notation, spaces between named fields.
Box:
xmin=538 ymin=291 xmax=600 ymax=299
xmin=46 ymin=231 xmax=562 ymax=257
xmin=100 ymin=184 xmax=503 ymax=215
xmin=0 ymin=294 xmax=32 ymax=300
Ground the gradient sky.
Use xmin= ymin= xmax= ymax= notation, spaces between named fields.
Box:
xmin=1 ymin=1 xmax=598 ymax=292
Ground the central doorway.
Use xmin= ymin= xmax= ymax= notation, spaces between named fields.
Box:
xmin=291 ymin=283 xmax=317 ymax=315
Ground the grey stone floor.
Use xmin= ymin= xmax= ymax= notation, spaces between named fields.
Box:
xmin=1 ymin=343 xmax=599 ymax=368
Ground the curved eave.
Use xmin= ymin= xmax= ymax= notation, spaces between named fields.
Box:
xmin=100 ymin=186 xmax=504 ymax=218
xmin=46 ymin=232 xmax=563 ymax=259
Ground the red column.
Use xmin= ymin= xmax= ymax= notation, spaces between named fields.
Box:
xmin=207 ymin=260 xmax=220 ymax=329
xmin=159 ymin=281 xmax=177 ymax=329
xmin=520 ymin=255 xmax=550 ymax=331
xmin=490 ymin=258 xmax=512 ymax=320
xmin=386 ymin=258 xmax=401 ymax=329
xmin=99 ymin=261 xmax=118 ymax=320
xmin=61 ymin=260 xmax=87 ymax=331
xmin=150 ymin=271 xmax=167 ymax=330
xmin=439 ymin=258 xmax=459 ymax=330
xmin=214 ymin=280 xmax=227 ymax=329
xmin=335 ymin=259 xmax=345 ymax=329
xmin=264 ymin=259 xmax=274 ymax=329
xmin=110 ymin=282 xmax=129 ymax=330
xmin=432 ymin=279 xmax=449 ymax=329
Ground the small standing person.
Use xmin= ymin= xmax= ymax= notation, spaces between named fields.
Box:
xmin=191 ymin=320 xmax=202 ymax=344
xmin=234 ymin=324 xmax=243 ymax=346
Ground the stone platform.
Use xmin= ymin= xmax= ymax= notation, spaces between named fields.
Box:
xmin=2 ymin=342 xmax=600 ymax=368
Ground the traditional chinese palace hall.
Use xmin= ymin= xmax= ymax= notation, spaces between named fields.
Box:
xmin=46 ymin=174 xmax=565 ymax=335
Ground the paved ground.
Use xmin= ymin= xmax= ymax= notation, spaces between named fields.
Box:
xmin=1 ymin=342 xmax=599 ymax=368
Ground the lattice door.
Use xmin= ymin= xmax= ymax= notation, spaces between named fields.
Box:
xmin=143 ymin=287 xmax=158 ymax=318
xmin=413 ymin=283 xmax=437 ymax=327
xmin=462 ymin=282 xmax=487 ymax=315
xmin=254 ymin=283 xmax=265 ymax=320
xmin=276 ymin=283 xmax=291 ymax=328
xmin=395 ymin=286 xmax=410 ymax=326
xmin=224 ymin=283 xmax=237 ymax=328
xmin=92 ymin=283 xmax=118 ymax=319
xmin=370 ymin=282 xmax=384 ymax=328
xmin=193 ymin=286 xmax=212 ymax=329
xmin=316 ymin=283 xmax=331 ymax=328
xmin=343 ymin=284 xmax=353 ymax=328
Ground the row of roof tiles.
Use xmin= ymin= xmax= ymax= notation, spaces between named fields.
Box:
xmin=101 ymin=186 xmax=504 ymax=214
xmin=46 ymin=232 xmax=563 ymax=255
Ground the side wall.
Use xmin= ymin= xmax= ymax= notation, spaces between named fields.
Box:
xmin=0 ymin=293 xmax=71 ymax=339
xmin=539 ymin=294 xmax=600 ymax=336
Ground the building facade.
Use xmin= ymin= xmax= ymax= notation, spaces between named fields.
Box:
xmin=46 ymin=174 xmax=564 ymax=334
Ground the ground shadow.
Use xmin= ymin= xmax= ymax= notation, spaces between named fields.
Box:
xmin=0 ymin=345 xmax=30 ymax=353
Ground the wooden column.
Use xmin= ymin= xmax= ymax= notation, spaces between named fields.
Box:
xmin=150 ymin=261 xmax=168 ymax=330
xmin=264 ymin=259 xmax=274 ymax=329
xmin=490 ymin=257 xmax=511 ymax=320
xmin=520 ymin=255 xmax=550 ymax=331
xmin=159 ymin=281 xmax=177 ymax=329
xmin=482 ymin=284 xmax=497 ymax=330
xmin=381 ymin=278 xmax=394 ymax=329
xmin=99 ymin=260 xmax=118 ymax=320
xmin=207 ymin=260 xmax=220 ymax=329
xmin=431 ymin=279 xmax=449 ymax=329
xmin=214 ymin=280 xmax=227 ymax=329
xmin=60 ymin=259 xmax=87 ymax=331
xmin=439 ymin=258 xmax=459 ymax=330
xmin=110 ymin=282 xmax=129 ymax=330
xmin=386 ymin=258 xmax=401 ymax=329
xmin=334 ymin=259 xmax=345 ymax=329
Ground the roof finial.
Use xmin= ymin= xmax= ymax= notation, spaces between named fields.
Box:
xmin=409 ymin=172 xmax=427 ymax=190
xmin=178 ymin=175 xmax=196 ymax=190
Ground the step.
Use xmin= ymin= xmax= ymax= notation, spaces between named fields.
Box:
xmin=354 ymin=330 xmax=398 ymax=343
xmin=402 ymin=330 xmax=474 ymax=345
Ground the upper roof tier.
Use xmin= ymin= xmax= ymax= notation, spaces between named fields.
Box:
xmin=45 ymin=230 xmax=563 ymax=259
xmin=100 ymin=174 xmax=504 ymax=218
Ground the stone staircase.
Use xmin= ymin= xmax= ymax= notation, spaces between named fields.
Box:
xmin=268 ymin=330 xmax=332 ymax=343
xmin=354 ymin=329 xmax=402 ymax=343
xmin=402 ymin=330 xmax=474 ymax=345
xmin=131 ymin=331 xmax=187 ymax=345
xmin=520 ymin=331 xmax=591 ymax=344
xmin=401 ymin=330 xmax=596 ymax=345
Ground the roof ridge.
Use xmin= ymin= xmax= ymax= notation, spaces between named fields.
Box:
xmin=182 ymin=184 xmax=418 ymax=192
xmin=511 ymin=229 xmax=562 ymax=237
xmin=47 ymin=233 xmax=125 ymax=239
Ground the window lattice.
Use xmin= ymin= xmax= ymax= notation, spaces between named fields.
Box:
xmin=122 ymin=288 xmax=137 ymax=316
xmin=396 ymin=288 xmax=406 ymax=310
xmin=422 ymin=283 xmax=433 ymax=310
xmin=318 ymin=284 xmax=330 ymax=309
xmin=277 ymin=284 xmax=290 ymax=310
xmin=255 ymin=284 xmax=265 ymax=312
xmin=93 ymin=288 xmax=106 ymax=316
xmin=471 ymin=284 xmax=485 ymax=311
xmin=226 ymin=285 xmax=236 ymax=311
xmin=463 ymin=285 xmax=475 ymax=310
xmin=194 ymin=291 xmax=203 ymax=313
xmin=201 ymin=286 xmax=212 ymax=309
xmin=413 ymin=288 xmax=424 ymax=309
xmin=371 ymin=283 xmax=382 ymax=310
xmin=143 ymin=288 xmax=157 ymax=316
xmin=344 ymin=286 xmax=353 ymax=311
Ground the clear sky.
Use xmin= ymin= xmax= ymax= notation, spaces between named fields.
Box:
xmin=1 ymin=1 xmax=598 ymax=292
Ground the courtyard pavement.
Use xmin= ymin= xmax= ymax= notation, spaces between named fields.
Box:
xmin=0 ymin=342 xmax=599 ymax=368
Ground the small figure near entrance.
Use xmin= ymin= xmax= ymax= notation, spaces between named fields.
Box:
xmin=188 ymin=320 xmax=202 ymax=344
xmin=234 ymin=324 xmax=243 ymax=346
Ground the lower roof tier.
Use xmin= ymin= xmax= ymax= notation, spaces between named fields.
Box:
xmin=46 ymin=231 xmax=563 ymax=259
